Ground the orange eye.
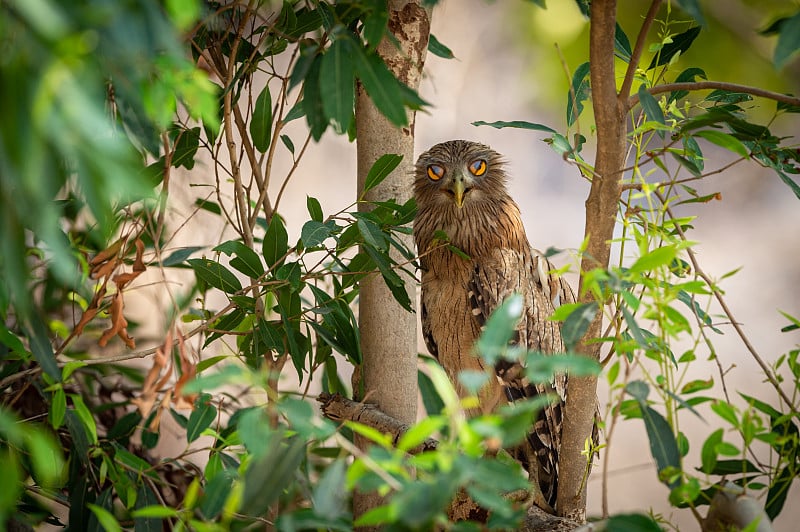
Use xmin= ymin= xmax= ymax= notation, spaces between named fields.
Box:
xmin=427 ymin=164 xmax=444 ymax=181
xmin=469 ymin=159 xmax=487 ymax=176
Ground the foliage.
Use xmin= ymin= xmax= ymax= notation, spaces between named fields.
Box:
xmin=0 ymin=0 xmax=798 ymax=531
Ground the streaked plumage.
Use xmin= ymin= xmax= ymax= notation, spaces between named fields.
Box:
xmin=413 ymin=139 xmax=580 ymax=511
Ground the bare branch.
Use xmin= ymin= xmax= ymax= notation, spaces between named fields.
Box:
xmin=619 ymin=0 xmax=664 ymax=104
xmin=629 ymin=81 xmax=800 ymax=108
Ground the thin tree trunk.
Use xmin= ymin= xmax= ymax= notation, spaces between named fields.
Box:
xmin=353 ymin=1 xmax=431 ymax=526
xmin=556 ymin=0 xmax=626 ymax=521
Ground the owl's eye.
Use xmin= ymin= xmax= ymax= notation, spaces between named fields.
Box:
xmin=427 ymin=164 xmax=444 ymax=181
xmin=469 ymin=159 xmax=487 ymax=176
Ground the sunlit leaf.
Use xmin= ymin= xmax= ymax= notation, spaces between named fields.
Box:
xmin=694 ymin=129 xmax=749 ymax=157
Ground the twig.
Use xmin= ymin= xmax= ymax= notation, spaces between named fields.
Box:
xmin=629 ymin=81 xmax=800 ymax=108
xmin=657 ymin=192 xmax=793 ymax=407
xmin=621 ymin=156 xmax=747 ymax=191
xmin=619 ymin=0 xmax=664 ymax=104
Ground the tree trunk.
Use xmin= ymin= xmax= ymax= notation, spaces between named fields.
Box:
xmin=556 ymin=0 xmax=626 ymax=521
xmin=352 ymin=1 xmax=431 ymax=526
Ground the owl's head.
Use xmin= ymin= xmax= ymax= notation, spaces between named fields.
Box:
xmin=414 ymin=140 xmax=508 ymax=209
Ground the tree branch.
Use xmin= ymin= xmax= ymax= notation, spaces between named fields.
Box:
xmin=629 ymin=81 xmax=800 ymax=108
xmin=619 ymin=0 xmax=663 ymax=103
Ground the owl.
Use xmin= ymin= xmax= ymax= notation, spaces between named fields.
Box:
xmin=413 ymin=139 xmax=579 ymax=513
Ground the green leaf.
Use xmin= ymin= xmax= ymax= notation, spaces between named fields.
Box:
xmin=681 ymin=378 xmax=713 ymax=394
xmin=561 ymin=301 xmax=598 ymax=351
xmin=428 ymin=33 xmax=454 ymax=59
xmin=172 ymin=127 xmax=201 ymax=169
xmin=700 ymin=428 xmax=723 ymax=473
xmin=418 ymin=368 xmax=445 ymax=416
xmin=26 ymin=317 xmax=61 ymax=381
xmin=251 ymin=86 xmax=272 ymax=153
xmin=629 ymin=245 xmax=677 ymax=274
xmin=195 ymin=198 xmax=221 ymax=215
xmin=647 ymin=26 xmax=701 ymax=70
xmin=311 ymin=458 xmax=348 ymax=519
xmin=131 ymin=505 xmax=179 ymax=518
xmin=263 ymin=214 xmax=288 ymax=269
xmin=567 ymin=62 xmax=591 ymax=126
xmin=475 ymin=294 xmax=524 ymax=365
xmin=472 ymin=120 xmax=555 ymax=133
xmin=70 ymin=394 xmax=98 ymax=444
xmin=200 ymin=470 xmax=235 ymax=519
xmin=161 ymin=246 xmax=203 ymax=267
xmin=87 ymin=504 xmax=122 ymax=532
xmin=669 ymin=67 xmax=707 ymax=102
xmin=774 ymin=169 xmax=800 ymax=200
xmin=301 ymin=220 xmax=333 ymax=248
xmin=363 ymin=153 xmax=403 ymax=195
xmin=711 ymin=400 xmax=738 ymax=427
xmin=615 ymin=23 xmax=632 ymax=61
xmin=357 ymin=218 xmax=388 ymax=251
xmin=188 ymin=258 xmax=242 ymax=294
xmin=351 ymin=44 xmax=407 ymax=126
xmin=640 ymin=404 xmax=681 ymax=487
xmin=320 ymin=36 xmax=355 ymax=133
xmin=694 ymin=130 xmax=749 ymax=158
xmin=303 ymin=53 xmax=328 ymax=140
xmin=241 ymin=436 xmax=306 ymax=516
xmin=362 ymin=5 xmax=388 ymax=50
xmin=605 ymin=513 xmax=662 ymax=532
xmin=307 ymin=195 xmax=323 ymax=222
xmin=676 ymin=0 xmax=705 ymax=26
xmin=774 ymin=12 xmax=800 ymax=68
xmin=524 ymin=353 xmax=600 ymax=383
xmin=50 ymin=387 xmax=66 ymax=429
xmin=626 ymin=380 xmax=650 ymax=401
xmin=766 ymin=464 xmax=793 ymax=519
xmin=186 ymin=399 xmax=217 ymax=443
xmin=214 ymin=240 xmax=265 ymax=278
xmin=638 ymin=84 xmax=665 ymax=133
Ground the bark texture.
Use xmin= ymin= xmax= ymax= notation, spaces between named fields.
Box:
xmin=352 ymin=1 xmax=431 ymax=525
xmin=557 ymin=0 xmax=626 ymax=521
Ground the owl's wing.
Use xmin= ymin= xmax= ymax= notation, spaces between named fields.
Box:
xmin=468 ymin=247 xmax=575 ymax=509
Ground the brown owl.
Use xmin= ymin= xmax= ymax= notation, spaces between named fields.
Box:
xmin=413 ymin=139 xmax=581 ymax=512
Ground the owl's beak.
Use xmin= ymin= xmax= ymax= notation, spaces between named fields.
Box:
xmin=451 ymin=175 xmax=467 ymax=208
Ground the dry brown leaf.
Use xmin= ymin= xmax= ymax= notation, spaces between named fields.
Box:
xmin=132 ymin=238 xmax=146 ymax=272
xmin=90 ymin=258 xmax=119 ymax=280
xmin=89 ymin=238 xmax=124 ymax=266
xmin=72 ymin=286 xmax=107 ymax=338
xmin=173 ymin=331 xmax=198 ymax=408
xmin=132 ymin=330 xmax=173 ymax=418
